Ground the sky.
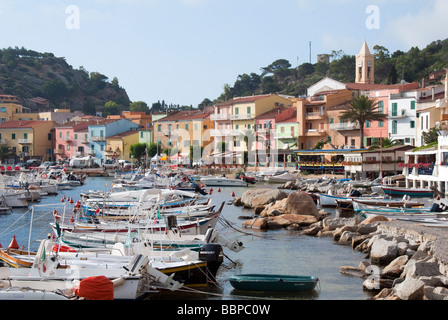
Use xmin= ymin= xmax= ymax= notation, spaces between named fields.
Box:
xmin=0 ymin=0 xmax=447 ymax=108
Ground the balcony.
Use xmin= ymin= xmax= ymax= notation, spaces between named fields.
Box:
xmin=211 ymin=113 xmax=230 ymax=121
xmin=305 ymin=129 xmax=326 ymax=136
xmin=230 ymin=114 xmax=254 ymax=120
xmin=81 ymin=139 xmax=90 ymax=144
xmin=18 ymin=139 xmax=32 ymax=144
xmin=390 ymin=109 xmax=408 ymax=118
xmin=329 ymin=123 xmax=360 ymax=131
xmin=210 ymin=129 xmax=241 ymax=137
xmin=305 ymin=112 xmax=325 ymax=120
xmin=274 ymin=134 xmax=295 ymax=139
xmin=91 ymin=136 xmax=106 ymax=142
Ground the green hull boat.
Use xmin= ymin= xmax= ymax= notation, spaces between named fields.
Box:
xmin=229 ymin=274 xmax=319 ymax=292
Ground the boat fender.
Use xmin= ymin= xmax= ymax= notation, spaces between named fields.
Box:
xmin=112 ymin=277 xmax=125 ymax=287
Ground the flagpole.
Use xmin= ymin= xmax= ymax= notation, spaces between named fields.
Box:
xmin=380 ymin=131 xmax=383 ymax=179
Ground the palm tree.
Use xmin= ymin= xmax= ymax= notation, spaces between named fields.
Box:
xmin=340 ymin=95 xmax=387 ymax=149
xmin=369 ymin=137 xmax=403 ymax=150
xmin=0 ymin=145 xmax=15 ymax=163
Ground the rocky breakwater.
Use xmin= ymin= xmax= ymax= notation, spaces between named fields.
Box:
xmin=332 ymin=216 xmax=448 ymax=300
xmin=233 ymin=188 xmax=328 ymax=231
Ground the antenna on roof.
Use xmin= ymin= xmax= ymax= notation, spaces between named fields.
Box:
xmin=309 ymin=41 xmax=312 ymax=64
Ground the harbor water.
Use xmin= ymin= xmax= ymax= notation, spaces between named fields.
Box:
xmin=0 ymin=176 xmax=375 ymax=300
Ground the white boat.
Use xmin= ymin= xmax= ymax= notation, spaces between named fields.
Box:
xmin=320 ymin=192 xmax=383 ymax=208
xmin=265 ymin=172 xmax=301 ymax=183
xmin=201 ymin=176 xmax=247 ymax=187
xmin=0 ymin=239 xmax=183 ymax=300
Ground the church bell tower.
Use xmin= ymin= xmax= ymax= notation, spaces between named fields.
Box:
xmin=355 ymin=41 xmax=375 ymax=84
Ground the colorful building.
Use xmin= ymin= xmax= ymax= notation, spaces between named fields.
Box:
xmin=105 ymin=130 xmax=139 ymax=161
xmin=54 ymin=120 xmax=98 ymax=162
xmin=88 ymin=119 xmax=140 ymax=164
xmin=296 ymin=89 xmax=354 ymax=150
xmin=0 ymin=120 xmax=56 ymax=163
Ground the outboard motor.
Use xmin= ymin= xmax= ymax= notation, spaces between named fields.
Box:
xmin=193 ymin=182 xmax=207 ymax=195
xmin=430 ymin=203 xmax=445 ymax=212
xmin=198 ymin=243 xmax=224 ymax=283
xmin=349 ymin=189 xmax=362 ymax=197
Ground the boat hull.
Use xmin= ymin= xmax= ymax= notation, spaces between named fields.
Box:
xmin=229 ymin=274 xmax=319 ymax=292
xmin=201 ymin=178 xmax=247 ymax=187
xmin=381 ymin=186 xmax=434 ymax=198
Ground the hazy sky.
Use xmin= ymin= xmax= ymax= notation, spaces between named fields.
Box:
xmin=1 ymin=0 xmax=447 ymax=107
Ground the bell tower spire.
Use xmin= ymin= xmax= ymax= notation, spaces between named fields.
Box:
xmin=355 ymin=41 xmax=375 ymax=84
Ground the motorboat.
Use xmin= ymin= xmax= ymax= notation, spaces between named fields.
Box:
xmin=200 ymin=176 xmax=247 ymax=187
xmin=229 ymin=274 xmax=319 ymax=292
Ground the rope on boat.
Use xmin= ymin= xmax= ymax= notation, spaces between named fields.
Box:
xmin=217 ymin=215 xmax=264 ymax=238
xmin=152 ymin=285 xmax=286 ymax=300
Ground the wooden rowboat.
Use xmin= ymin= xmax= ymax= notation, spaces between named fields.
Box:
xmin=229 ymin=274 xmax=319 ymax=292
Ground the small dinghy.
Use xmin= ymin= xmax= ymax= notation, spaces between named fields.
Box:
xmin=229 ymin=274 xmax=319 ymax=292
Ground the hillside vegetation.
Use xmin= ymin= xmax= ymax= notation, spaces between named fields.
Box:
xmin=206 ymin=38 xmax=448 ymax=105
xmin=0 ymin=46 xmax=130 ymax=114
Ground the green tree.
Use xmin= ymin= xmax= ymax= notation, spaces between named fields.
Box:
xmin=0 ymin=145 xmax=15 ymax=162
xmin=369 ymin=137 xmax=403 ymax=150
xmin=198 ymin=98 xmax=213 ymax=111
xmin=422 ymin=126 xmax=440 ymax=145
xmin=103 ymin=101 xmax=120 ymax=116
xmin=340 ymin=95 xmax=387 ymax=149
xmin=111 ymin=77 xmax=120 ymax=90
xmin=130 ymin=143 xmax=148 ymax=163
xmin=147 ymin=142 xmax=162 ymax=158
xmin=129 ymin=101 xmax=149 ymax=114
xmin=90 ymin=72 xmax=108 ymax=90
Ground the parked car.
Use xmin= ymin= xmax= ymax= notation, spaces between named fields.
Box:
xmin=103 ymin=159 xmax=118 ymax=169
xmin=25 ymin=159 xmax=41 ymax=169
xmin=39 ymin=161 xmax=55 ymax=169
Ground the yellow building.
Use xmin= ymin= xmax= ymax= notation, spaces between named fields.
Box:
xmin=230 ymin=94 xmax=293 ymax=154
xmin=0 ymin=120 xmax=56 ymax=162
xmin=154 ymin=110 xmax=214 ymax=159
xmin=0 ymin=95 xmax=36 ymax=122
xmin=105 ymin=130 xmax=139 ymax=161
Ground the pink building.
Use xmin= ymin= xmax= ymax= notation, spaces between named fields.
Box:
xmin=360 ymin=82 xmax=419 ymax=146
xmin=254 ymin=106 xmax=295 ymax=151
xmin=54 ymin=121 xmax=97 ymax=161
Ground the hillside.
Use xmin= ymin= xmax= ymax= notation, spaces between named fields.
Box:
xmin=211 ymin=38 xmax=448 ymax=103
xmin=0 ymin=47 xmax=131 ymax=114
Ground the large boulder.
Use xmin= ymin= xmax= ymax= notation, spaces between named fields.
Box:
xmin=370 ymin=238 xmax=398 ymax=265
xmin=394 ymin=277 xmax=425 ymax=300
xmin=242 ymin=218 xmax=267 ymax=229
xmin=240 ymin=188 xmax=288 ymax=208
xmin=261 ymin=191 xmax=320 ymax=218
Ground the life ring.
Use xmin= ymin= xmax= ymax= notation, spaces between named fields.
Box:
xmin=41 ymin=173 xmax=48 ymax=179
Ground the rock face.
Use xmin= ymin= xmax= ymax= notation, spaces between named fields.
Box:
xmin=240 ymin=190 xmax=323 ymax=230
xmin=260 ymin=191 xmax=320 ymax=218
xmin=334 ymin=219 xmax=448 ymax=300
xmin=240 ymin=188 xmax=288 ymax=208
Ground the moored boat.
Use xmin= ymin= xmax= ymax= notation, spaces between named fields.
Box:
xmin=381 ymin=186 xmax=434 ymax=198
xmin=201 ymin=176 xmax=247 ymax=187
xmin=229 ymin=274 xmax=319 ymax=292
